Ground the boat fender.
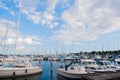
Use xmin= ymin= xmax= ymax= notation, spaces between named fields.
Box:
xmin=25 ymin=69 xmax=27 ymax=73
xmin=13 ymin=72 xmax=15 ymax=76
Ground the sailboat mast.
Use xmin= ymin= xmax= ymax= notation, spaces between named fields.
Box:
xmin=0 ymin=8 xmax=11 ymax=63
xmin=1 ymin=21 xmax=10 ymax=63
xmin=13 ymin=3 xmax=21 ymax=62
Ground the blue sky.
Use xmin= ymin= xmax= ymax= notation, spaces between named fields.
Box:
xmin=0 ymin=0 xmax=120 ymax=55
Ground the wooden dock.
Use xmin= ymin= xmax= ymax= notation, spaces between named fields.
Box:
xmin=81 ymin=71 xmax=120 ymax=80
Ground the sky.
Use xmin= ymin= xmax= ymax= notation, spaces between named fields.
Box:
xmin=0 ymin=0 xmax=120 ymax=55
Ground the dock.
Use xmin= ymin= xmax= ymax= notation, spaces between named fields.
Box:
xmin=81 ymin=71 xmax=120 ymax=80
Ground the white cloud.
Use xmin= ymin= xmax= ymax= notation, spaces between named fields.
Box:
xmin=59 ymin=0 xmax=71 ymax=8
xmin=10 ymin=10 xmax=15 ymax=16
xmin=14 ymin=0 xmax=59 ymax=29
xmin=53 ymin=22 xmax=59 ymax=26
xmin=54 ymin=0 xmax=120 ymax=44
xmin=0 ymin=19 xmax=42 ymax=52
xmin=15 ymin=45 xmax=25 ymax=50
xmin=0 ymin=1 xmax=15 ymax=16
xmin=21 ymin=8 xmax=41 ymax=24
xmin=40 ymin=0 xmax=59 ymax=29
xmin=46 ymin=0 xmax=58 ymax=13
xmin=6 ymin=37 xmax=42 ymax=45
xmin=14 ymin=0 xmax=41 ymax=24
xmin=0 ymin=1 xmax=9 ymax=10
xmin=43 ymin=12 xmax=54 ymax=21
xmin=0 ymin=19 xmax=16 ymax=37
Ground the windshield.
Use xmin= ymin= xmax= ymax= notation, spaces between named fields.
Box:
xmin=104 ymin=61 xmax=111 ymax=65
xmin=81 ymin=61 xmax=96 ymax=65
xmin=0 ymin=63 xmax=15 ymax=68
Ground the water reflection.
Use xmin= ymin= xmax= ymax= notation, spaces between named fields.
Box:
xmin=57 ymin=74 xmax=82 ymax=80
xmin=40 ymin=61 xmax=63 ymax=80
xmin=0 ymin=73 xmax=42 ymax=80
xmin=57 ymin=74 xmax=68 ymax=80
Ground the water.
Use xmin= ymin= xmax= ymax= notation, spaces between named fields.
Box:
xmin=1 ymin=61 xmax=120 ymax=80
xmin=40 ymin=61 xmax=63 ymax=80
xmin=0 ymin=61 xmax=70 ymax=80
xmin=0 ymin=73 xmax=42 ymax=80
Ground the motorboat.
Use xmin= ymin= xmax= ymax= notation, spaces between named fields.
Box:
xmin=80 ymin=59 xmax=108 ymax=73
xmin=113 ymin=58 xmax=120 ymax=71
xmin=97 ymin=60 xmax=117 ymax=72
xmin=57 ymin=62 xmax=87 ymax=79
xmin=0 ymin=60 xmax=42 ymax=78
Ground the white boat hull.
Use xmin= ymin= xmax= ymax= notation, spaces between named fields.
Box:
xmin=57 ymin=68 xmax=87 ymax=79
xmin=0 ymin=67 xmax=42 ymax=78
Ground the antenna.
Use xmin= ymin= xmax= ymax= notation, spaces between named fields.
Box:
xmin=102 ymin=44 xmax=104 ymax=51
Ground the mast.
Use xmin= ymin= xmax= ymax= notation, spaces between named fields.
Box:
xmin=13 ymin=2 xmax=22 ymax=62
xmin=0 ymin=3 xmax=11 ymax=63
xmin=1 ymin=21 xmax=10 ymax=63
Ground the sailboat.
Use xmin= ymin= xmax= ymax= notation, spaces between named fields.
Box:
xmin=0 ymin=2 xmax=42 ymax=78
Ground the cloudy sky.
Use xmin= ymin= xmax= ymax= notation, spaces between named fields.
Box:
xmin=0 ymin=0 xmax=120 ymax=54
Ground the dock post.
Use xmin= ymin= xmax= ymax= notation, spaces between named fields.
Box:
xmin=65 ymin=59 xmax=68 ymax=71
xmin=50 ymin=61 xmax=53 ymax=80
xmin=39 ymin=60 xmax=41 ymax=67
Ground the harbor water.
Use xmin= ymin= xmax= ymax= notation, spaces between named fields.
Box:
xmin=1 ymin=61 xmax=120 ymax=80
xmin=0 ymin=61 xmax=73 ymax=80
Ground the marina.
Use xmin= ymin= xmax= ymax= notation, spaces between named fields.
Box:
xmin=0 ymin=56 xmax=120 ymax=80
xmin=0 ymin=0 xmax=120 ymax=80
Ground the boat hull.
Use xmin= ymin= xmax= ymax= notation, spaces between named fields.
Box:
xmin=0 ymin=67 xmax=42 ymax=78
xmin=57 ymin=68 xmax=87 ymax=79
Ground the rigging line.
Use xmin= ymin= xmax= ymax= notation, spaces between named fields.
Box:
xmin=1 ymin=21 xmax=10 ymax=62
xmin=0 ymin=0 xmax=11 ymax=47
xmin=13 ymin=3 xmax=22 ymax=62
xmin=0 ymin=2 xmax=12 ymax=63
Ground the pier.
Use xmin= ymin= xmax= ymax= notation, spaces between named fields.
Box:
xmin=81 ymin=71 xmax=120 ymax=80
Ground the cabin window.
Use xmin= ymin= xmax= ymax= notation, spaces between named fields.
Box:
xmin=98 ymin=62 xmax=104 ymax=65
xmin=117 ymin=62 xmax=120 ymax=65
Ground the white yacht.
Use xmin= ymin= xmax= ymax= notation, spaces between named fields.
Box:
xmin=80 ymin=59 xmax=107 ymax=73
xmin=0 ymin=60 xmax=42 ymax=78
xmin=114 ymin=58 xmax=120 ymax=71
xmin=97 ymin=60 xmax=117 ymax=72
xmin=57 ymin=62 xmax=87 ymax=79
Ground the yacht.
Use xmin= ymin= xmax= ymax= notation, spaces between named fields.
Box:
xmin=114 ymin=58 xmax=120 ymax=71
xmin=97 ymin=60 xmax=117 ymax=72
xmin=80 ymin=59 xmax=107 ymax=73
xmin=0 ymin=60 xmax=42 ymax=78
xmin=57 ymin=62 xmax=87 ymax=79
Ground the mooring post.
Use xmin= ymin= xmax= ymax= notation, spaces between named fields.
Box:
xmin=50 ymin=61 xmax=53 ymax=80
xmin=39 ymin=60 xmax=41 ymax=67
xmin=65 ymin=59 xmax=67 ymax=71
